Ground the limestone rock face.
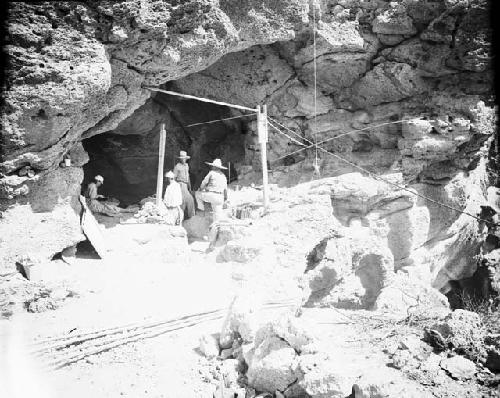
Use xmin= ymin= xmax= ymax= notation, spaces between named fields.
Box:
xmin=350 ymin=62 xmax=430 ymax=108
xmin=0 ymin=168 xmax=84 ymax=274
xmin=0 ymin=0 xmax=494 ymax=275
xmin=323 ymin=163 xmax=489 ymax=293
xmin=303 ymin=228 xmax=395 ymax=309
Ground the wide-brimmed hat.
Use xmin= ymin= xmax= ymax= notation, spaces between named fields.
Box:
xmin=165 ymin=171 xmax=175 ymax=178
xmin=95 ymin=175 xmax=104 ymax=182
xmin=178 ymin=150 xmax=190 ymax=159
xmin=205 ymin=158 xmax=227 ymax=170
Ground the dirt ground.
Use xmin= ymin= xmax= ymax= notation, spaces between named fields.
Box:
xmin=0 ymin=235 xmax=304 ymax=398
xmin=1 ymin=184 xmax=499 ymax=398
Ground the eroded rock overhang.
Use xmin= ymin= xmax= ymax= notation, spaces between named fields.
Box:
xmin=0 ymin=0 xmax=495 ymax=281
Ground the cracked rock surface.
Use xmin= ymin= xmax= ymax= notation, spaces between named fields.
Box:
xmin=0 ymin=0 xmax=494 ymax=282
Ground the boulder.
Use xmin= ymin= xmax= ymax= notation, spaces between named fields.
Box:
xmin=253 ymin=317 xmax=314 ymax=354
xmin=244 ymin=317 xmax=315 ymax=393
xmin=298 ymin=354 xmax=353 ymax=398
xmin=352 ymin=366 xmax=434 ymax=398
xmin=483 ymin=249 xmax=500 ymax=295
xmin=372 ymin=8 xmax=417 ymax=36
xmin=0 ymin=168 xmax=84 ymax=274
xmin=199 ymin=334 xmax=220 ymax=359
xmin=303 ymin=228 xmax=395 ymax=310
xmin=485 ymin=342 xmax=500 ymax=372
xmin=294 ymin=21 xmax=373 ymax=95
xmin=217 ymin=240 xmax=262 ymax=263
xmin=27 ymin=297 xmax=59 ymax=313
xmin=424 ymin=310 xmax=487 ymax=362
xmin=350 ymin=62 xmax=429 ymax=107
xmin=246 ymin=336 xmax=301 ymax=393
xmin=439 ymin=356 xmax=477 ymax=380
xmin=219 ymin=295 xmax=261 ymax=349
xmin=374 ymin=272 xmax=450 ymax=318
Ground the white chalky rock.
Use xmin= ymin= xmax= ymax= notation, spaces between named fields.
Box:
xmin=199 ymin=334 xmax=220 ymax=359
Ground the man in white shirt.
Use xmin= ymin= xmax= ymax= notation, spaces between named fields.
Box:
xmin=195 ymin=158 xmax=228 ymax=222
xmin=163 ymin=171 xmax=183 ymax=225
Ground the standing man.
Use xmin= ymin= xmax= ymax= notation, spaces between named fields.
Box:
xmin=195 ymin=158 xmax=228 ymax=223
xmin=173 ymin=150 xmax=195 ymax=220
xmin=163 ymin=171 xmax=183 ymax=225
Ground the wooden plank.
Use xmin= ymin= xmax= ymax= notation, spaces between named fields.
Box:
xmin=156 ymin=124 xmax=167 ymax=207
xmin=79 ymin=196 xmax=108 ymax=258
xmin=257 ymin=105 xmax=270 ymax=211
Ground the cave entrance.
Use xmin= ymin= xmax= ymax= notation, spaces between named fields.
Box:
xmin=82 ymin=90 xmax=250 ymax=207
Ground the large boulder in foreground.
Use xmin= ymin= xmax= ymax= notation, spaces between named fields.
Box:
xmin=303 ymin=229 xmax=395 ymax=310
xmin=353 ymin=366 xmax=434 ymax=398
xmin=244 ymin=317 xmax=315 ymax=393
xmin=424 ymin=310 xmax=487 ymax=363
xmin=0 ymin=167 xmax=84 ymax=274
xmin=374 ymin=272 xmax=450 ymax=318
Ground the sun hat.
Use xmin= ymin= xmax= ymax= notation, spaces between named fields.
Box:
xmin=205 ymin=158 xmax=227 ymax=170
xmin=178 ymin=150 xmax=190 ymax=159
xmin=95 ymin=175 xmax=104 ymax=182
xmin=165 ymin=171 xmax=175 ymax=178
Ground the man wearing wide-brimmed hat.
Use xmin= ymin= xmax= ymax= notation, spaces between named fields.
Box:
xmin=195 ymin=158 xmax=228 ymax=222
xmin=163 ymin=170 xmax=183 ymax=225
xmin=173 ymin=150 xmax=195 ymax=220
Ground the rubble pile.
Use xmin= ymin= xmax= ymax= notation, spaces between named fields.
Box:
xmin=132 ymin=201 xmax=169 ymax=224
xmin=0 ymin=272 xmax=78 ymax=317
xmin=424 ymin=309 xmax=500 ymax=375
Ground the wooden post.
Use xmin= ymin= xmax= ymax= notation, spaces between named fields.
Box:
xmin=257 ymin=105 xmax=269 ymax=211
xmin=156 ymin=124 xmax=167 ymax=207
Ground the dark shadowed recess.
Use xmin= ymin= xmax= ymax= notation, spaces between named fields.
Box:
xmin=82 ymin=92 xmax=248 ymax=206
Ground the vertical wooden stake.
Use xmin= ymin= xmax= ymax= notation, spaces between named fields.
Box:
xmin=156 ymin=124 xmax=167 ymax=207
xmin=257 ymin=105 xmax=269 ymax=211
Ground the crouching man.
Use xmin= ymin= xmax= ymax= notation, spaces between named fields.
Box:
xmin=85 ymin=175 xmax=121 ymax=217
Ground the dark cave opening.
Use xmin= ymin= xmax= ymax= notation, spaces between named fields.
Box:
xmin=82 ymin=91 xmax=249 ymax=207
xmin=446 ymin=264 xmax=497 ymax=311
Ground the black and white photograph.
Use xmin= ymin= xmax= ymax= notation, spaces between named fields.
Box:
xmin=0 ymin=0 xmax=498 ymax=397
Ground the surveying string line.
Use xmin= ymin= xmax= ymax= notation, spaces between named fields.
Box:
xmin=143 ymin=86 xmax=258 ymax=113
xmin=312 ymin=3 xmax=319 ymax=171
xmin=267 ymin=119 xmax=497 ymax=226
xmin=268 ymin=120 xmax=308 ymax=148
xmin=268 ymin=116 xmax=313 ymax=144
xmin=315 ymin=118 xmax=437 ymax=148
xmin=270 ymin=117 xmax=432 ymax=164
xmin=185 ymin=113 xmax=256 ymax=128
xmin=315 ymin=145 xmax=496 ymax=226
